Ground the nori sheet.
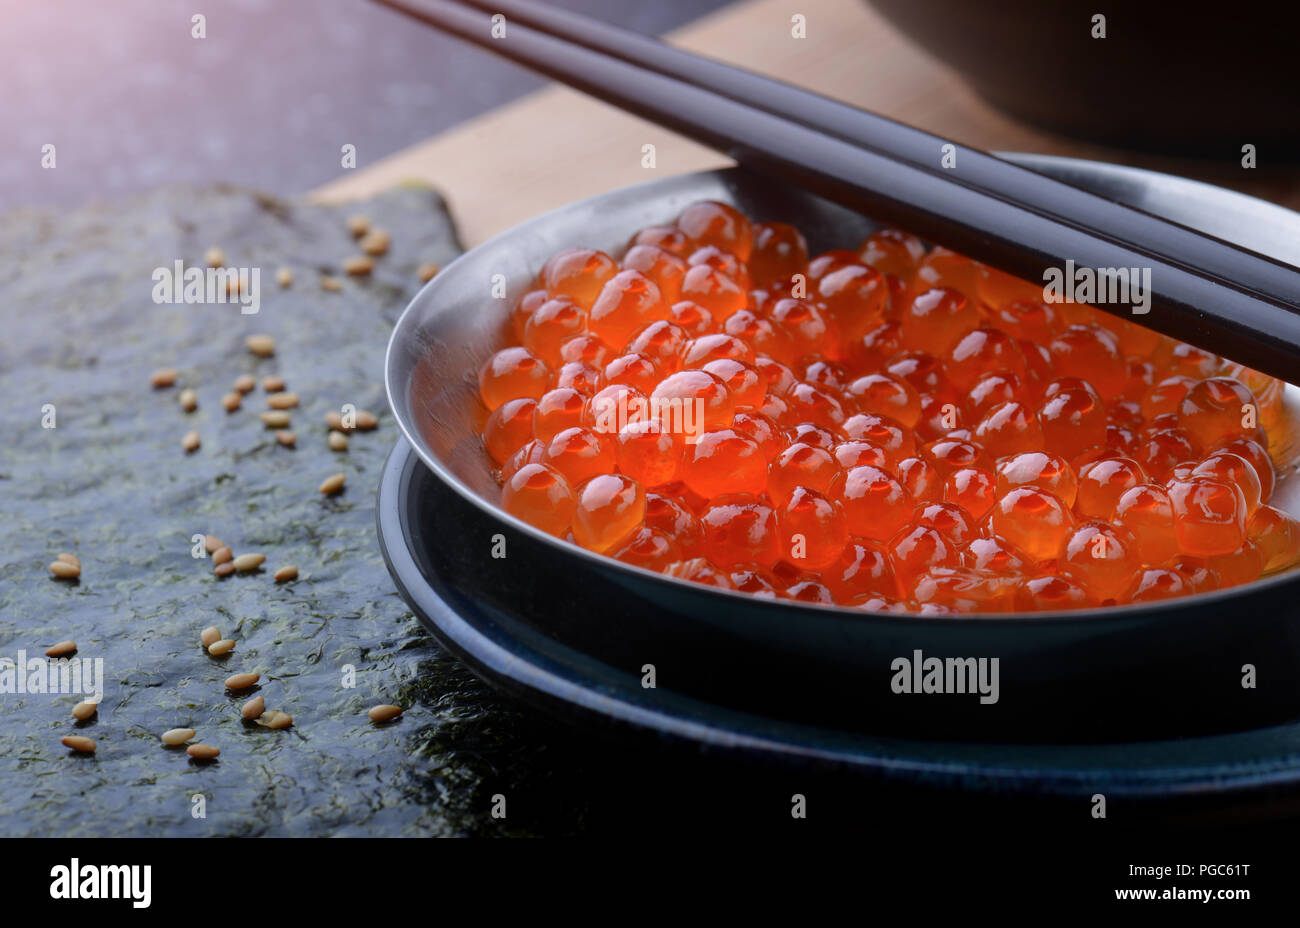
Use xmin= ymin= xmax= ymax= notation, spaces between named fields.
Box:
xmin=0 ymin=184 xmax=604 ymax=837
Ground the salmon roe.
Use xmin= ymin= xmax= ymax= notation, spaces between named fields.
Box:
xmin=480 ymin=201 xmax=1298 ymax=611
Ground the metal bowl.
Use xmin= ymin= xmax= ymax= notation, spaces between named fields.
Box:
xmin=384 ymin=157 xmax=1300 ymax=742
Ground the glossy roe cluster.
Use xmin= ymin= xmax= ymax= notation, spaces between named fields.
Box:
xmin=477 ymin=200 xmax=1298 ymax=613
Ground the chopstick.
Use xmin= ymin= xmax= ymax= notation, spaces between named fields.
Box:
xmin=371 ymin=0 xmax=1300 ymax=384
xmin=454 ymin=0 xmax=1300 ymax=316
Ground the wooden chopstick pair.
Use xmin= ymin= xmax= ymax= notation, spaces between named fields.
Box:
xmin=372 ymin=0 xmax=1300 ymax=383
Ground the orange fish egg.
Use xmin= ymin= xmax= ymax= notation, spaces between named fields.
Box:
xmin=768 ymin=441 xmax=840 ymax=506
xmin=630 ymin=225 xmax=693 ymax=258
xmin=827 ymin=539 xmax=898 ymax=600
xmin=1168 ymin=477 xmax=1248 ymax=556
xmin=817 ymin=264 xmax=888 ymax=344
xmin=989 ymin=486 xmax=1073 ymax=561
xmin=889 ymin=524 xmax=960 ymax=587
xmin=1248 ymin=505 xmax=1300 ymax=572
xmin=541 ymin=247 xmax=618 ymax=309
xmin=678 ymin=263 xmax=747 ymax=318
xmin=899 ymin=287 xmax=980 ymax=356
xmin=973 ymin=401 xmax=1044 ymax=458
xmin=478 ymin=346 xmax=550 ymax=411
xmin=621 ymin=244 xmax=688 ymax=304
xmin=723 ymin=309 xmax=793 ymax=364
xmin=616 ymin=417 xmax=684 ymax=488
xmin=572 ymin=473 xmax=646 ymax=554
xmin=845 ymin=373 xmax=921 ymax=428
xmin=511 ymin=288 xmax=549 ymax=342
xmin=650 ymin=369 xmax=734 ymax=433
xmin=681 ymin=428 xmax=766 ymax=498
xmin=749 ymin=221 xmax=809 ymax=288
xmin=945 ymin=327 xmax=1028 ymax=392
xmin=699 ymin=493 xmax=779 ymax=567
xmin=834 ymin=464 xmax=914 ymax=541
xmin=501 ymin=463 xmax=576 ymax=537
xmin=676 ymin=200 xmax=754 ymax=261
xmin=943 ymin=466 xmax=999 ymax=521
xmin=994 ymin=451 xmax=1078 ymax=507
xmin=1113 ymin=483 xmax=1179 ymax=565
xmin=532 ymin=387 xmax=587 ymax=443
xmin=545 ymin=426 xmax=617 ymax=486
xmin=1049 ymin=324 xmax=1126 ymax=400
xmin=523 ymin=297 xmax=587 ymax=366
xmin=1060 ymin=521 xmax=1141 ymax=602
xmin=1014 ymin=575 xmax=1091 ymax=612
xmin=483 ymin=397 xmax=538 ymax=465
xmin=778 ymin=487 xmax=848 ymax=569
xmin=588 ymin=269 xmax=667 ymax=350
xmin=768 ymin=298 xmax=840 ymax=361
xmin=627 ymin=320 xmax=689 ymax=374
xmin=732 ymin=410 xmax=783 ymax=460
xmin=858 ymin=227 xmax=926 ymax=280
xmin=1125 ymin=567 xmax=1193 ymax=603
xmin=668 ymin=299 xmax=718 ymax=337
xmin=1177 ymin=377 xmax=1259 ymax=451
xmin=614 ymin=526 xmax=681 ymax=572
xmin=1075 ymin=456 xmax=1145 ymax=520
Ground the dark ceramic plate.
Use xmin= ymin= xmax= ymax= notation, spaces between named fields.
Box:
xmin=377 ymin=435 xmax=1300 ymax=799
xmin=383 ymin=157 xmax=1300 ymax=743
xmin=866 ymin=1 xmax=1300 ymax=158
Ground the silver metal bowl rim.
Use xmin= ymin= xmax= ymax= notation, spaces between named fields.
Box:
xmin=385 ymin=156 xmax=1300 ymax=625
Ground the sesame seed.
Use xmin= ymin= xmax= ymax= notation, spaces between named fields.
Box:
xmin=319 ymin=473 xmax=346 ymax=496
xmin=246 ymin=334 xmax=276 ymax=357
xmin=359 ymin=228 xmax=390 ymax=256
xmin=49 ymin=560 xmax=81 ymax=580
xmin=46 ymin=641 xmax=77 ymax=658
xmin=151 ymin=368 xmax=178 ymax=388
xmin=343 ymin=255 xmax=373 ymax=276
xmin=232 ymin=553 xmax=265 ymax=572
xmin=368 ymin=705 xmax=403 ymax=723
xmin=224 ymin=672 xmax=260 ymax=690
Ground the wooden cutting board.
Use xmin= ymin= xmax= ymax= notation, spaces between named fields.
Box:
xmin=312 ymin=0 xmax=1300 ymax=245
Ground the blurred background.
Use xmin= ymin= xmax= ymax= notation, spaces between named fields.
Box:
xmin=6 ymin=0 xmax=1297 ymax=220
xmin=1 ymin=0 xmax=731 ymax=208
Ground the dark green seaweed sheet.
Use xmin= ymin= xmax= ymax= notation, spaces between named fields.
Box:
xmin=0 ymin=184 xmax=600 ymax=837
